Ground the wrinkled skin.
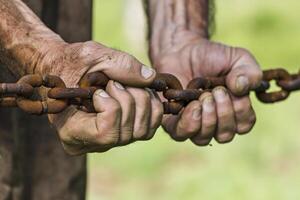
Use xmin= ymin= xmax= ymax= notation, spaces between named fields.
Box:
xmin=151 ymin=30 xmax=262 ymax=145
xmin=0 ymin=0 xmax=164 ymax=156
xmin=45 ymin=41 xmax=164 ymax=155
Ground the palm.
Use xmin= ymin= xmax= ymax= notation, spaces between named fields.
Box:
xmin=151 ymin=36 xmax=262 ymax=144
xmin=154 ymin=39 xmax=236 ymax=88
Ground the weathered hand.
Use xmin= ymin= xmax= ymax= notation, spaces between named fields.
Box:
xmin=42 ymin=41 xmax=163 ymax=155
xmin=151 ymin=33 xmax=262 ymax=145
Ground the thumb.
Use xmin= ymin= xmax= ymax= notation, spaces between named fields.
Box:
xmin=89 ymin=51 xmax=156 ymax=87
xmin=226 ymin=48 xmax=263 ymax=96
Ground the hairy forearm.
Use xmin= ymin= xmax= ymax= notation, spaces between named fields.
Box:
xmin=144 ymin=0 xmax=214 ymax=60
xmin=0 ymin=0 xmax=65 ymax=77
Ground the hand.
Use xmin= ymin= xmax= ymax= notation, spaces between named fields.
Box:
xmin=41 ymin=41 xmax=163 ymax=155
xmin=151 ymin=32 xmax=262 ymax=146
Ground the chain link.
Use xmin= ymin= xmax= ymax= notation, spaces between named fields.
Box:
xmin=1 ymin=68 xmax=299 ymax=115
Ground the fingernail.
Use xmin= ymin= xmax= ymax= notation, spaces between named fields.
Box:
xmin=203 ymin=96 xmax=214 ymax=113
xmin=114 ymin=81 xmax=125 ymax=90
xmin=96 ymin=89 xmax=110 ymax=98
xmin=141 ymin=65 xmax=155 ymax=79
xmin=214 ymin=88 xmax=227 ymax=102
xmin=236 ymin=76 xmax=249 ymax=93
xmin=192 ymin=108 xmax=201 ymax=120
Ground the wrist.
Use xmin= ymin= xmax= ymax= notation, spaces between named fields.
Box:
xmin=149 ymin=31 xmax=205 ymax=63
xmin=0 ymin=0 xmax=66 ymax=76
xmin=146 ymin=0 xmax=210 ymax=63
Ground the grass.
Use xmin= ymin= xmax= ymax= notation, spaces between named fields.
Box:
xmin=88 ymin=0 xmax=300 ymax=199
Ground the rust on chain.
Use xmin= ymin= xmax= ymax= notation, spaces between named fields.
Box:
xmin=150 ymin=73 xmax=185 ymax=114
xmin=77 ymin=71 xmax=110 ymax=112
xmin=1 ymin=67 xmax=300 ymax=115
xmin=255 ymin=68 xmax=292 ymax=103
xmin=187 ymin=76 xmax=226 ymax=90
xmin=0 ymin=97 xmax=17 ymax=107
xmin=16 ymin=74 xmax=68 ymax=115
xmin=79 ymin=71 xmax=109 ymax=88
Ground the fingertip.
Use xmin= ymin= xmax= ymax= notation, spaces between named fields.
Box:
xmin=226 ymin=73 xmax=250 ymax=96
xmin=94 ymin=89 xmax=110 ymax=99
xmin=95 ymin=52 xmax=156 ymax=87
xmin=191 ymin=137 xmax=212 ymax=146
xmin=93 ymin=89 xmax=118 ymax=113
xmin=174 ymin=101 xmax=202 ymax=139
xmin=215 ymin=132 xmax=235 ymax=144
xmin=226 ymin=65 xmax=263 ymax=96
xmin=141 ymin=65 xmax=156 ymax=80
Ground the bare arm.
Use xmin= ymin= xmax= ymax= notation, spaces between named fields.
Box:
xmin=0 ymin=0 xmax=65 ymax=77
xmin=0 ymin=0 xmax=163 ymax=155
xmin=144 ymin=0 xmax=262 ymax=146
xmin=144 ymin=0 xmax=214 ymax=61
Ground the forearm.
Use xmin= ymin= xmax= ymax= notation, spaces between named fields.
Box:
xmin=0 ymin=0 xmax=65 ymax=77
xmin=144 ymin=0 xmax=213 ymax=60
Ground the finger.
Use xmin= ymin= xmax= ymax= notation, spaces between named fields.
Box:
xmin=173 ymin=0 xmax=187 ymax=29
xmin=93 ymin=89 xmax=121 ymax=146
xmin=226 ymin=48 xmax=263 ymax=96
xmin=106 ymin=80 xmax=135 ymax=145
xmin=191 ymin=92 xmax=217 ymax=146
xmin=52 ymin=89 xmax=121 ymax=155
xmin=127 ymin=87 xmax=152 ymax=140
xmin=212 ymin=87 xmax=236 ymax=143
xmin=230 ymin=95 xmax=256 ymax=135
xmin=87 ymin=50 xmax=156 ymax=87
xmin=146 ymin=89 xmax=164 ymax=140
xmin=173 ymin=100 xmax=202 ymax=141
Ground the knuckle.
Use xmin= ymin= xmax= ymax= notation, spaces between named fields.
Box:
xmin=62 ymin=147 xmax=80 ymax=156
xmin=82 ymin=41 xmax=97 ymax=48
xmin=92 ymin=123 xmax=120 ymax=146
xmin=201 ymin=131 xmax=215 ymax=141
xmin=170 ymin=134 xmax=188 ymax=142
xmin=237 ymin=123 xmax=254 ymax=134
xmin=235 ymin=101 xmax=251 ymax=116
xmin=205 ymin=116 xmax=217 ymax=126
xmin=215 ymin=133 xmax=235 ymax=144
xmin=237 ymin=113 xmax=256 ymax=134
xmin=200 ymin=92 xmax=213 ymax=103
xmin=177 ymin=123 xmax=198 ymax=138
xmin=192 ymin=137 xmax=212 ymax=146
xmin=78 ymin=41 xmax=102 ymax=57
xmin=218 ymin=110 xmax=234 ymax=121
xmin=133 ymin=126 xmax=149 ymax=140
xmin=116 ymin=52 xmax=139 ymax=70
xmin=202 ymin=121 xmax=216 ymax=136
xmin=176 ymin=127 xmax=198 ymax=140
xmin=119 ymin=127 xmax=134 ymax=145
xmin=235 ymin=47 xmax=252 ymax=57
xmin=94 ymin=130 xmax=119 ymax=146
xmin=61 ymin=142 xmax=85 ymax=156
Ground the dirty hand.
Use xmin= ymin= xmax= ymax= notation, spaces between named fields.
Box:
xmin=151 ymin=34 xmax=262 ymax=145
xmin=44 ymin=41 xmax=163 ymax=155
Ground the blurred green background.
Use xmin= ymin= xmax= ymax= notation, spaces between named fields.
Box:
xmin=88 ymin=0 xmax=300 ymax=199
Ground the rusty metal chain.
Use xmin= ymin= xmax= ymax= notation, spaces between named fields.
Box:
xmin=1 ymin=68 xmax=300 ymax=115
